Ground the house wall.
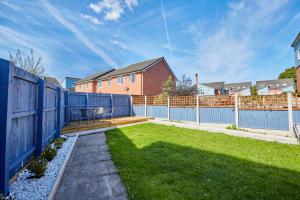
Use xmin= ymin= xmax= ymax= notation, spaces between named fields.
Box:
xmin=295 ymin=41 xmax=300 ymax=68
xmin=65 ymin=78 xmax=79 ymax=89
xmin=143 ymin=60 xmax=175 ymax=96
xmin=198 ymin=84 xmax=215 ymax=96
xmin=75 ymin=81 xmax=96 ymax=93
xmin=228 ymin=88 xmax=251 ymax=96
xmin=257 ymin=87 xmax=268 ymax=95
xmin=96 ymin=72 xmax=143 ymax=95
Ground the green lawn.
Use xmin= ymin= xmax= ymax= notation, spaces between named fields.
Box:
xmin=106 ymin=123 xmax=300 ymax=200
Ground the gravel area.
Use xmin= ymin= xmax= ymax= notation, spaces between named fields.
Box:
xmin=9 ymin=136 xmax=77 ymax=200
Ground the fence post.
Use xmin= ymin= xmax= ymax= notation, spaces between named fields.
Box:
xmin=111 ymin=94 xmax=114 ymax=118
xmin=288 ymin=93 xmax=293 ymax=134
xmin=65 ymin=90 xmax=69 ymax=124
xmin=144 ymin=96 xmax=147 ymax=117
xmin=56 ymin=87 xmax=61 ymax=138
xmin=167 ymin=96 xmax=170 ymax=120
xmin=130 ymin=96 xmax=133 ymax=116
xmin=36 ymin=78 xmax=45 ymax=156
xmin=0 ymin=60 xmax=12 ymax=195
xmin=196 ymin=95 xmax=200 ymax=125
xmin=86 ymin=93 xmax=89 ymax=108
xmin=235 ymin=93 xmax=239 ymax=128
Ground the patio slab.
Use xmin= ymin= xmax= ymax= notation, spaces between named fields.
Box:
xmin=54 ymin=132 xmax=128 ymax=200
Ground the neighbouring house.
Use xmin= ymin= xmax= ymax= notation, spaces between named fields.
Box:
xmin=44 ymin=76 xmax=63 ymax=88
xmin=292 ymin=32 xmax=300 ymax=92
xmin=224 ymin=82 xmax=252 ymax=96
xmin=75 ymin=69 xmax=115 ymax=93
xmin=95 ymin=57 xmax=176 ymax=95
xmin=62 ymin=76 xmax=81 ymax=91
xmin=198 ymin=82 xmax=225 ymax=96
xmin=256 ymin=79 xmax=295 ymax=95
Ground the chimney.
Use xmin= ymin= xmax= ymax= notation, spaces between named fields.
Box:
xmin=195 ymin=73 xmax=199 ymax=89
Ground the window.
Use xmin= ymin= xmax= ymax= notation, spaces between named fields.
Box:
xmin=298 ymin=49 xmax=300 ymax=60
xmin=98 ymin=80 xmax=102 ymax=88
xmin=86 ymin=83 xmax=89 ymax=88
xmin=107 ymin=79 xmax=111 ymax=87
xmin=117 ymin=75 xmax=123 ymax=84
xmin=129 ymin=73 xmax=136 ymax=83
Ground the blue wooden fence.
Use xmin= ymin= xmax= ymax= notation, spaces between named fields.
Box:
xmin=0 ymin=59 xmax=61 ymax=195
xmin=67 ymin=92 xmax=131 ymax=122
xmin=0 ymin=59 xmax=133 ymax=195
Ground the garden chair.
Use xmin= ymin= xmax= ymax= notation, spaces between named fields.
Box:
xmin=103 ymin=108 xmax=115 ymax=120
xmin=80 ymin=109 xmax=89 ymax=124
xmin=94 ymin=107 xmax=105 ymax=122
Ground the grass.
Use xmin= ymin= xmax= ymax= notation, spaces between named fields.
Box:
xmin=106 ymin=123 xmax=300 ymax=200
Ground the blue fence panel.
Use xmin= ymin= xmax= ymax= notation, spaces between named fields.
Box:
xmin=133 ymin=105 xmax=145 ymax=116
xmin=200 ymin=107 xmax=235 ymax=124
xmin=239 ymin=110 xmax=289 ymax=130
xmin=60 ymin=90 xmax=65 ymax=128
xmin=147 ymin=105 xmax=168 ymax=118
xmin=293 ymin=110 xmax=300 ymax=124
xmin=170 ymin=107 xmax=197 ymax=122
xmin=112 ymin=94 xmax=131 ymax=117
xmin=68 ymin=92 xmax=87 ymax=121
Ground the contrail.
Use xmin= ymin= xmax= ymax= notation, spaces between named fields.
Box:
xmin=161 ymin=0 xmax=173 ymax=60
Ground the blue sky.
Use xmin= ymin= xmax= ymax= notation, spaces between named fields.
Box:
xmin=0 ymin=0 xmax=299 ymax=83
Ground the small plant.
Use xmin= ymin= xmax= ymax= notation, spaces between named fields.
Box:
xmin=226 ymin=124 xmax=237 ymax=130
xmin=42 ymin=146 xmax=57 ymax=161
xmin=28 ymin=157 xmax=47 ymax=178
xmin=0 ymin=193 xmax=4 ymax=200
xmin=54 ymin=138 xmax=66 ymax=149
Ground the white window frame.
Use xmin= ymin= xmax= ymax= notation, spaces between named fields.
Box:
xmin=98 ymin=80 xmax=102 ymax=88
xmin=107 ymin=79 xmax=111 ymax=87
xmin=129 ymin=73 xmax=136 ymax=83
xmin=117 ymin=75 xmax=123 ymax=84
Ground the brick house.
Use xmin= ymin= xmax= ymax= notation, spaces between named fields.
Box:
xmin=75 ymin=57 xmax=176 ymax=95
xmin=292 ymin=32 xmax=300 ymax=92
xmin=75 ymin=70 xmax=114 ymax=93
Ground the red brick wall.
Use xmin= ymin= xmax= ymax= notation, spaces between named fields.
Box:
xmin=75 ymin=81 xmax=97 ymax=93
xmin=143 ymin=59 xmax=175 ymax=96
xmin=96 ymin=73 xmax=143 ymax=95
xmin=297 ymin=66 xmax=300 ymax=92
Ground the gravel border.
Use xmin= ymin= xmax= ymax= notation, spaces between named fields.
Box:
xmin=9 ymin=136 xmax=77 ymax=200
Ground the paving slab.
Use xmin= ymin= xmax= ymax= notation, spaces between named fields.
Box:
xmin=55 ymin=132 xmax=128 ymax=200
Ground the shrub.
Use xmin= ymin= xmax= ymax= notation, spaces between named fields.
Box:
xmin=42 ymin=146 xmax=57 ymax=161
xmin=28 ymin=157 xmax=47 ymax=178
xmin=54 ymin=138 xmax=66 ymax=149
xmin=226 ymin=124 xmax=237 ymax=130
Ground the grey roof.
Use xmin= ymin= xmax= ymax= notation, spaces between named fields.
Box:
xmin=44 ymin=76 xmax=63 ymax=88
xmin=292 ymin=32 xmax=300 ymax=47
xmin=201 ymin=82 xmax=225 ymax=90
xmin=256 ymin=79 xmax=294 ymax=91
xmin=76 ymin=69 xmax=115 ymax=83
xmin=98 ymin=57 xmax=173 ymax=80
xmin=224 ymin=82 xmax=252 ymax=93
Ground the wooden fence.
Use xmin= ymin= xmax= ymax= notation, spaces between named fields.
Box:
xmin=132 ymin=94 xmax=298 ymax=132
xmin=0 ymin=59 xmax=132 ymax=195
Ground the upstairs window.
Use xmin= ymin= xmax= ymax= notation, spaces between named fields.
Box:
xmin=107 ymin=79 xmax=111 ymax=87
xmin=98 ymin=80 xmax=102 ymax=88
xmin=117 ymin=75 xmax=123 ymax=84
xmin=130 ymin=73 xmax=136 ymax=83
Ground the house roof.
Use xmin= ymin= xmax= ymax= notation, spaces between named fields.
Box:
xmin=292 ymin=32 xmax=300 ymax=47
xmin=256 ymin=79 xmax=294 ymax=91
xmin=98 ymin=57 xmax=175 ymax=80
xmin=224 ymin=82 xmax=252 ymax=93
xmin=44 ymin=76 xmax=63 ymax=88
xmin=76 ymin=69 xmax=115 ymax=83
xmin=201 ymin=82 xmax=225 ymax=90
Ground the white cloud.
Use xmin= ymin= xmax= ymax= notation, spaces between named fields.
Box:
xmin=89 ymin=0 xmax=138 ymax=21
xmin=41 ymin=0 xmax=116 ymax=66
xmin=125 ymin=0 xmax=138 ymax=10
xmin=111 ymin=39 xmax=128 ymax=50
xmin=189 ymin=0 xmax=291 ymax=80
xmin=89 ymin=0 xmax=123 ymax=21
xmin=1 ymin=0 xmax=21 ymax=11
xmin=80 ymin=14 xmax=102 ymax=25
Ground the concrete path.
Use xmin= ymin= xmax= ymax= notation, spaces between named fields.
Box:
xmin=150 ymin=119 xmax=299 ymax=145
xmin=55 ymin=133 xmax=128 ymax=200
